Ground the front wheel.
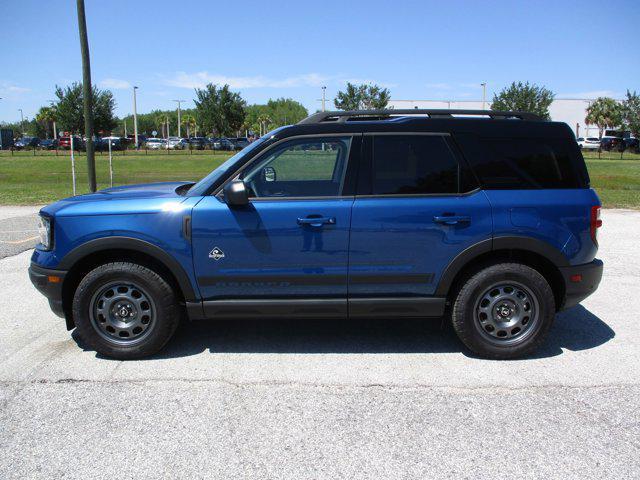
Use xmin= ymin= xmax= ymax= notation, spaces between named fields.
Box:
xmin=72 ymin=262 xmax=182 ymax=359
xmin=451 ymin=263 xmax=555 ymax=359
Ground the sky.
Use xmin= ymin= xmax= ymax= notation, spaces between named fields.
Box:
xmin=0 ymin=0 xmax=638 ymax=123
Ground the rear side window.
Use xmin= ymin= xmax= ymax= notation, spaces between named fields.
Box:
xmin=371 ymin=135 xmax=468 ymax=195
xmin=472 ymin=137 xmax=585 ymax=189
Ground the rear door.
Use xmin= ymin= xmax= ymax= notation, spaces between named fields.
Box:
xmin=348 ymin=133 xmax=493 ymax=315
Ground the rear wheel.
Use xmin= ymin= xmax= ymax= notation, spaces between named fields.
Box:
xmin=72 ymin=262 xmax=181 ymax=359
xmin=451 ymin=263 xmax=555 ymax=359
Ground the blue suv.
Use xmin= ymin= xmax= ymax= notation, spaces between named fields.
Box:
xmin=29 ymin=109 xmax=603 ymax=359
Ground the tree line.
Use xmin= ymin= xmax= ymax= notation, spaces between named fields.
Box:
xmin=3 ymin=80 xmax=638 ymax=141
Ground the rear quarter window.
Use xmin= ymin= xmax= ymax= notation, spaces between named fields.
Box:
xmin=470 ymin=136 xmax=587 ymax=189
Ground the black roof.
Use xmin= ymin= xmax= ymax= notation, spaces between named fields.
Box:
xmin=275 ymin=109 xmax=572 ymax=140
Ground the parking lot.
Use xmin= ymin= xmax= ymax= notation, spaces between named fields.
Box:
xmin=1 ymin=208 xmax=639 ymax=479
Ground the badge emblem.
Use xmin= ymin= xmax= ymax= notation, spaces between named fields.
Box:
xmin=209 ymin=247 xmax=225 ymax=261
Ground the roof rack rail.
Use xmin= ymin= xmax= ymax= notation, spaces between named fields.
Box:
xmin=298 ymin=109 xmax=543 ymax=124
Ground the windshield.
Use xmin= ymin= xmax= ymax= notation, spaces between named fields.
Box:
xmin=188 ymin=128 xmax=286 ymax=196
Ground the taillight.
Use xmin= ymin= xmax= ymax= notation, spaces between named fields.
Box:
xmin=590 ymin=205 xmax=602 ymax=245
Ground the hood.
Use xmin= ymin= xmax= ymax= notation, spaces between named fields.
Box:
xmin=41 ymin=181 xmax=196 ymax=217
xmin=96 ymin=181 xmax=194 ymax=199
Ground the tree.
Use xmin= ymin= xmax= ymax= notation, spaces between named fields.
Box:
xmin=181 ymin=114 xmax=196 ymax=137
xmin=35 ymin=106 xmax=57 ymax=138
xmin=622 ymin=90 xmax=640 ymax=139
xmin=491 ymin=81 xmax=554 ymax=119
xmin=585 ymin=97 xmax=623 ymax=138
xmin=54 ymin=82 xmax=117 ymax=134
xmin=194 ymin=84 xmax=246 ymax=137
xmin=334 ymin=82 xmax=391 ymax=110
xmin=245 ymin=98 xmax=308 ymax=135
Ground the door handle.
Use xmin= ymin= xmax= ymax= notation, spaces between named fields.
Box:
xmin=433 ymin=215 xmax=471 ymax=225
xmin=297 ymin=216 xmax=336 ymax=227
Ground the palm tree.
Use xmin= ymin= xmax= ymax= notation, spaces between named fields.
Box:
xmin=257 ymin=114 xmax=272 ymax=136
xmin=35 ymin=106 xmax=57 ymax=139
xmin=585 ymin=97 xmax=623 ymax=138
xmin=181 ymin=114 xmax=196 ymax=138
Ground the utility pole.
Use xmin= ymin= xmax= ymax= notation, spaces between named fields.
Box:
xmin=133 ymin=86 xmax=139 ymax=148
xmin=124 ymin=119 xmax=127 ymax=137
xmin=481 ymin=82 xmax=487 ymax=110
xmin=173 ymin=100 xmax=185 ymax=137
xmin=18 ymin=109 xmax=24 ymax=135
xmin=76 ymin=0 xmax=96 ymax=192
xmin=321 ymin=86 xmax=327 ymax=112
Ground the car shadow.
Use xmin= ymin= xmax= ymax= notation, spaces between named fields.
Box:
xmin=143 ymin=304 xmax=614 ymax=360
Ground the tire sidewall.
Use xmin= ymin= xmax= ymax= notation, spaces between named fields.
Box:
xmin=72 ymin=263 xmax=180 ymax=359
xmin=453 ymin=264 xmax=555 ymax=359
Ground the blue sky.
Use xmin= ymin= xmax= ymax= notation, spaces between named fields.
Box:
xmin=1 ymin=0 xmax=638 ymax=123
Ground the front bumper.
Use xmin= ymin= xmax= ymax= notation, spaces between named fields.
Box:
xmin=29 ymin=263 xmax=67 ymax=319
xmin=559 ymin=259 xmax=603 ymax=310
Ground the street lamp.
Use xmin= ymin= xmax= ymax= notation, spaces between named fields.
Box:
xmin=173 ymin=99 xmax=185 ymax=138
xmin=481 ymin=82 xmax=487 ymax=110
xmin=133 ymin=86 xmax=139 ymax=148
xmin=322 ymin=86 xmax=327 ymax=112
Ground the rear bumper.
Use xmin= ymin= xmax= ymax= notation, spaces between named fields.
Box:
xmin=28 ymin=263 xmax=67 ymax=319
xmin=559 ymin=259 xmax=603 ymax=310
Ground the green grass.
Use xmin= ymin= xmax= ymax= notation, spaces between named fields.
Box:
xmin=0 ymin=150 xmax=232 ymax=204
xmin=1 ymin=148 xmax=639 ymax=208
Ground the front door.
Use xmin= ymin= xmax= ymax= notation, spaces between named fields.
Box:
xmin=192 ymin=135 xmax=358 ymax=318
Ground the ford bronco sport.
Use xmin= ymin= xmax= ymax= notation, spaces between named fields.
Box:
xmin=29 ymin=109 xmax=603 ymax=360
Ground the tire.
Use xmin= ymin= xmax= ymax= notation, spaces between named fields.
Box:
xmin=451 ymin=263 xmax=555 ymax=359
xmin=72 ymin=262 xmax=182 ymax=359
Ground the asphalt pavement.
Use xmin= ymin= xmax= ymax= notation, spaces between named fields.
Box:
xmin=0 ymin=208 xmax=639 ymax=479
xmin=0 ymin=206 xmax=41 ymax=259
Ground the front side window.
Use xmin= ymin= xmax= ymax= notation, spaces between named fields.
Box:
xmin=371 ymin=135 xmax=461 ymax=195
xmin=241 ymin=136 xmax=352 ymax=198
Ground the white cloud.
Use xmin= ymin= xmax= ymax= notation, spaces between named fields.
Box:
xmin=0 ymin=82 xmax=30 ymax=96
xmin=341 ymin=78 xmax=398 ymax=88
xmin=164 ymin=72 xmax=330 ymax=89
xmin=557 ymin=90 xmax=622 ymax=99
xmin=99 ymin=78 xmax=132 ymax=90
xmin=425 ymin=83 xmax=452 ymax=89
xmin=164 ymin=72 xmax=397 ymax=90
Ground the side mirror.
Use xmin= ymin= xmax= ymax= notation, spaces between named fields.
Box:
xmin=262 ymin=166 xmax=276 ymax=182
xmin=223 ymin=180 xmax=249 ymax=207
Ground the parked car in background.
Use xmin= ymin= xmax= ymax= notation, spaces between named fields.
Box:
xmin=231 ymin=137 xmax=251 ymax=150
xmin=101 ymin=137 xmax=124 ymax=151
xmin=145 ymin=138 xmax=166 ymax=150
xmin=167 ymin=137 xmax=186 ymax=150
xmin=624 ymin=137 xmax=639 ymax=153
xmin=210 ymin=137 xmax=235 ymax=151
xmin=188 ymin=137 xmax=207 ymax=150
xmin=600 ymin=136 xmax=625 ymax=152
xmin=576 ymin=137 xmax=600 ymax=150
xmin=126 ymin=134 xmax=147 ymax=148
xmin=58 ymin=136 xmax=85 ymax=150
xmin=14 ymin=137 xmax=40 ymax=149
xmin=39 ymin=139 xmax=59 ymax=150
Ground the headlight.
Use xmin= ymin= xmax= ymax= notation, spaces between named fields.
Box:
xmin=37 ymin=215 xmax=52 ymax=250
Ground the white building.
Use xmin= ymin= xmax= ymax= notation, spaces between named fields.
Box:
xmin=388 ymin=98 xmax=602 ymax=137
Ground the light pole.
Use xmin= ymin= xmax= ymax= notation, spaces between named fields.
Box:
xmin=133 ymin=86 xmax=139 ymax=148
xmin=18 ymin=109 xmax=24 ymax=135
xmin=481 ymin=82 xmax=487 ymax=110
xmin=322 ymin=86 xmax=326 ymax=112
xmin=173 ymin=99 xmax=185 ymax=137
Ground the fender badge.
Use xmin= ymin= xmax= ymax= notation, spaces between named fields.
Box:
xmin=209 ymin=247 xmax=225 ymax=261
